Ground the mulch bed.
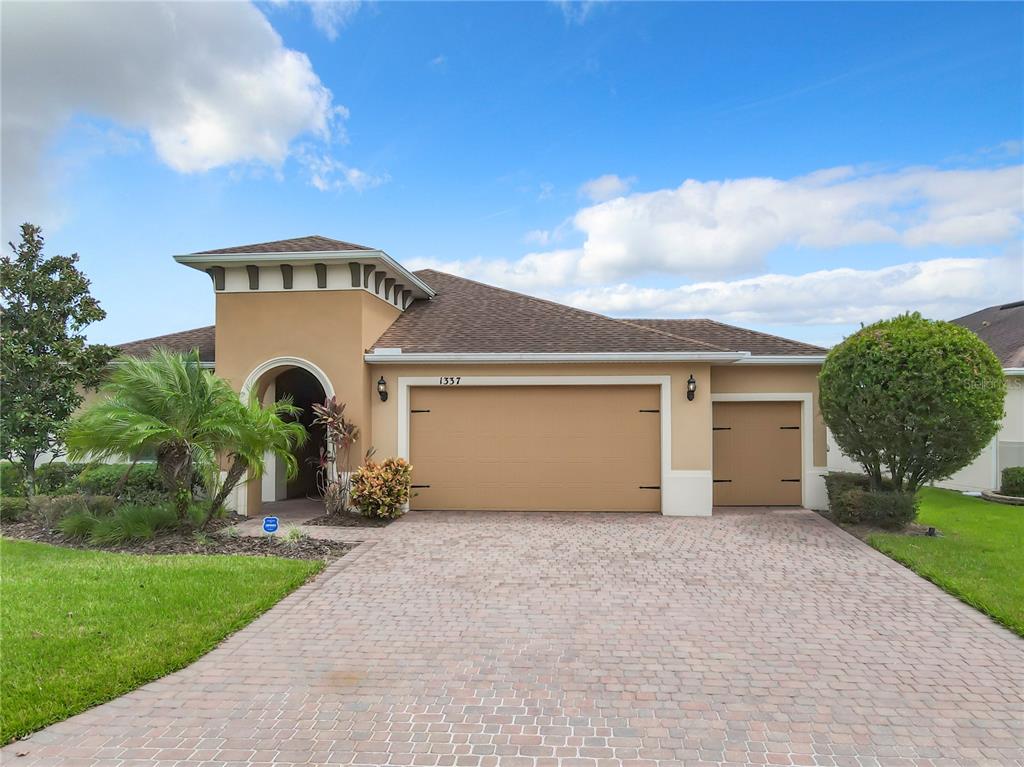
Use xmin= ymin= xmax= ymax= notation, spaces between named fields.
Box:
xmin=814 ymin=510 xmax=940 ymax=541
xmin=1 ymin=519 xmax=354 ymax=561
xmin=305 ymin=510 xmax=394 ymax=528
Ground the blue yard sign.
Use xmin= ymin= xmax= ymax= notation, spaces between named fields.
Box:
xmin=262 ymin=516 xmax=279 ymax=534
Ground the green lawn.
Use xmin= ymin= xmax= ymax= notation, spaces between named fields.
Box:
xmin=870 ymin=487 xmax=1023 ymax=637
xmin=0 ymin=539 xmax=322 ymax=743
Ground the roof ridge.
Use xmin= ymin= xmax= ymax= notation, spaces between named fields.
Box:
xmin=414 ymin=269 xmax=726 ymax=350
xmin=615 ymin=318 xmax=732 ymax=352
xmin=116 ymin=325 xmax=214 ymax=348
xmin=193 ymin=235 xmax=373 ymax=255
xmin=694 ymin=318 xmax=827 ymax=352
xmin=628 ymin=317 xmax=826 ymax=353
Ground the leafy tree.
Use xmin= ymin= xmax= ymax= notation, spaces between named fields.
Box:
xmin=819 ymin=312 xmax=1005 ymax=493
xmin=66 ymin=349 xmax=306 ymax=522
xmin=0 ymin=224 xmax=115 ymax=493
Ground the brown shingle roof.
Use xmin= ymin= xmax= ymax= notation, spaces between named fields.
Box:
xmin=626 ymin=319 xmax=826 ymax=357
xmin=952 ymin=300 xmax=1024 ymax=367
xmin=192 ymin=235 xmax=373 ymax=256
xmin=371 ymin=270 xmax=731 ymax=354
xmin=117 ymin=326 xmax=215 ymax=363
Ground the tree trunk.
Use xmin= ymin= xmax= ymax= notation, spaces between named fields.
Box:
xmin=157 ymin=441 xmax=193 ymax=519
xmin=22 ymin=451 xmax=37 ymax=497
xmin=202 ymin=457 xmax=247 ymax=529
xmin=113 ymin=459 xmax=139 ymax=500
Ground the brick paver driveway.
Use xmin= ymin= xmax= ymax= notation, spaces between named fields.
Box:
xmin=7 ymin=509 xmax=1023 ymax=767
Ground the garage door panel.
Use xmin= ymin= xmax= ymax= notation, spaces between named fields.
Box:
xmin=713 ymin=401 xmax=801 ymax=506
xmin=410 ymin=385 xmax=660 ymax=511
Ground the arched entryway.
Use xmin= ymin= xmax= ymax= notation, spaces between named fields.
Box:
xmin=240 ymin=357 xmax=335 ymax=516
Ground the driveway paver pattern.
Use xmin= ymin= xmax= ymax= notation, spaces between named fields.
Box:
xmin=6 ymin=508 xmax=1023 ymax=767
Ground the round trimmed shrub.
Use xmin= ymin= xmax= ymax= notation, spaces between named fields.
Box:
xmin=1001 ymin=467 xmax=1024 ymax=497
xmin=819 ymin=313 xmax=1005 ymax=493
xmin=349 ymin=458 xmax=413 ymax=519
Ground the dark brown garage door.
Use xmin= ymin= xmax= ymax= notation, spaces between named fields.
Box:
xmin=713 ymin=401 xmax=802 ymax=506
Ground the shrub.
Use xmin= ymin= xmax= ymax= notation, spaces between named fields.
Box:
xmin=87 ymin=495 xmax=117 ymax=515
xmin=1001 ymin=467 xmax=1024 ymax=498
xmin=35 ymin=463 xmax=87 ymax=494
xmin=819 ymin=313 xmax=1005 ymax=492
xmin=349 ymin=458 xmax=413 ymax=519
xmin=31 ymin=494 xmax=90 ymax=525
xmin=87 ymin=503 xmax=179 ymax=545
xmin=77 ymin=463 xmax=165 ymax=502
xmin=828 ymin=483 xmax=917 ymax=529
xmin=1 ymin=496 xmax=29 ymax=522
xmin=858 ymin=490 xmax=918 ymax=529
xmin=824 ymin=472 xmax=893 ymax=513
xmin=1 ymin=462 xmax=26 ymax=497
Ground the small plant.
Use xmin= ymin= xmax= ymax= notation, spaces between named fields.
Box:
xmin=58 ymin=510 xmax=99 ymax=539
xmin=281 ymin=526 xmax=309 ymax=546
xmin=192 ymin=530 xmax=215 ymax=547
xmin=1001 ymin=467 xmax=1024 ymax=498
xmin=349 ymin=458 xmax=413 ymax=519
xmin=311 ymin=396 xmax=360 ymax=511
xmin=222 ymin=525 xmax=240 ymax=539
xmin=84 ymin=503 xmax=178 ymax=545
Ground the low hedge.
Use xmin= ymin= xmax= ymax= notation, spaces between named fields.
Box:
xmin=1001 ymin=467 xmax=1024 ymax=498
xmin=1 ymin=496 xmax=29 ymax=522
xmin=35 ymin=463 xmax=88 ymax=494
xmin=825 ymin=472 xmax=916 ymax=529
xmin=1 ymin=462 xmax=26 ymax=497
xmin=77 ymin=463 xmax=164 ymax=502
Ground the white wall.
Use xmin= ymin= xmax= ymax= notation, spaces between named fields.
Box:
xmin=826 ymin=371 xmax=1024 ymax=493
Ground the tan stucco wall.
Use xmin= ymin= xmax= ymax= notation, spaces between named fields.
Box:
xmin=214 ymin=290 xmax=400 ymax=512
xmin=369 ymin=362 xmax=713 ymax=470
xmin=710 ymin=364 xmax=826 ymax=466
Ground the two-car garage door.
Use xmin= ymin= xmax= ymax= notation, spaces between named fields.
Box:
xmin=409 ymin=385 xmax=661 ymax=512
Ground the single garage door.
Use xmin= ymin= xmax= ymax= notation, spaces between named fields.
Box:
xmin=713 ymin=401 xmax=802 ymax=506
xmin=409 ymin=385 xmax=660 ymax=511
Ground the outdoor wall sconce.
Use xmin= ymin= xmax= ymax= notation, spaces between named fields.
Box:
xmin=686 ymin=374 xmax=697 ymax=401
xmin=377 ymin=376 xmax=389 ymax=402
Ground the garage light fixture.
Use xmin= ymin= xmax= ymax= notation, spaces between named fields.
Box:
xmin=377 ymin=376 xmax=389 ymax=402
xmin=686 ymin=374 xmax=697 ymax=401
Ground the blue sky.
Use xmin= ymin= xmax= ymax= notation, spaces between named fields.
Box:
xmin=2 ymin=1 xmax=1021 ymax=348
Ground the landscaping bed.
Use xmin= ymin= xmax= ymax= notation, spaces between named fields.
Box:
xmin=306 ymin=509 xmax=394 ymax=528
xmin=0 ymin=539 xmax=325 ymax=743
xmin=2 ymin=518 xmax=354 ymax=560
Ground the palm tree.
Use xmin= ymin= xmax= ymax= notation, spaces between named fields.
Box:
xmin=201 ymin=394 xmax=308 ymax=527
xmin=66 ymin=349 xmax=306 ymax=522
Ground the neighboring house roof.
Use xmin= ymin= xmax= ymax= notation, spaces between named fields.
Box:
xmin=952 ymin=300 xmax=1024 ymax=368
xmin=626 ymin=318 xmax=827 ymax=356
xmin=370 ymin=270 xmax=812 ymax=355
xmin=191 ymin=235 xmax=373 ymax=256
xmin=117 ymin=325 xmax=215 ymax=363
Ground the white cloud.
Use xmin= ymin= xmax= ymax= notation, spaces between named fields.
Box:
xmin=297 ymin=148 xmax=389 ymax=192
xmin=440 ymin=163 xmax=1023 ymax=287
xmin=578 ymin=174 xmax=635 ymax=202
xmin=554 ymin=0 xmax=604 ymax=25
xmin=308 ymin=1 xmax=362 ymax=41
xmin=564 ymin=252 xmax=1022 ymax=327
xmin=1 ymin=1 xmax=358 ymax=238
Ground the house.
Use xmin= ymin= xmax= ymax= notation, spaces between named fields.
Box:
xmin=826 ymin=300 xmax=1024 ymax=493
xmin=118 ymin=236 xmax=828 ymax=516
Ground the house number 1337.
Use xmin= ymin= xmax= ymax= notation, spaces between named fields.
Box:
xmin=439 ymin=376 xmax=461 ymax=385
